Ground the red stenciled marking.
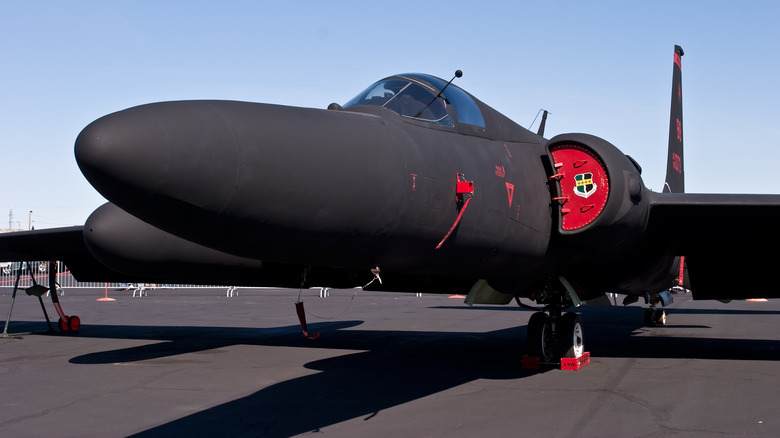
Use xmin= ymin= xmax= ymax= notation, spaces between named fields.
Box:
xmin=573 ymin=160 xmax=588 ymax=168
xmin=410 ymin=173 xmax=417 ymax=191
xmin=676 ymin=118 xmax=682 ymax=142
xmin=674 ymin=53 xmax=682 ymax=69
xmin=672 ymin=153 xmax=682 ymax=174
xmin=678 ymin=84 xmax=681 ymax=102
xmin=495 ymin=165 xmax=505 ymax=178
xmin=505 ymin=182 xmax=514 ymax=207
xmin=503 ymin=143 xmax=512 ymax=158
xmin=678 ymin=256 xmax=685 ymax=286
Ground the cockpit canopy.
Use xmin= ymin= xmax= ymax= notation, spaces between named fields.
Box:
xmin=344 ymin=74 xmax=486 ymax=128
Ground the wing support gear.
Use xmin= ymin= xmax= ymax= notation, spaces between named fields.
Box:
xmin=2 ymin=262 xmax=30 ymax=338
xmin=294 ymin=269 xmax=320 ymax=340
xmin=45 ymin=261 xmax=80 ymax=332
xmin=2 ymin=261 xmax=80 ymax=337
xmin=294 ymin=302 xmax=320 ymax=341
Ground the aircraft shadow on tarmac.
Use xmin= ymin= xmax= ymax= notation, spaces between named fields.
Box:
xmin=12 ymin=303 xmax=780 ymax=367
xmin=434 ymin=305 xmax=780 ymax=315
xmin=10 ymin=304 xmax=780 ymax=437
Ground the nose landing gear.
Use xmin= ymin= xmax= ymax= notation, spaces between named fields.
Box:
xmin=523 ymin=282 xmax=588 ymax=369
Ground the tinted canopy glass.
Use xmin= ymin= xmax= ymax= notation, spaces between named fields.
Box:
xmin=345 ymin=78 xmax=453 ymax=125
xmin=403 ymin=74 xmax=485 ymax=128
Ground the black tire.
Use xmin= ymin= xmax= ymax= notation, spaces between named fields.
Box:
xmin=653 ymin=309 xmax=666 ymax=326
xmin=558 ymin=312 xmax=584 ymax=358
xmin=644 ymin=309 xmax=656 ymax=326
xmin=644 ymin=309 xmax=666 ymax=326
xmin=527 ymin=312 xmax=552 ymax=361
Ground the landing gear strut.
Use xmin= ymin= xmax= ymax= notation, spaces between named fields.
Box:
xmin=643 ymin=290 xmax=673 ymax=327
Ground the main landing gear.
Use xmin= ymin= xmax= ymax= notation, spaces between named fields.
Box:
xmin=523 ymin=286 xmax=584 ymax=363
xmin=643 ymin=290 xmax=673 ymax=327
xmin=644 ymin=308 xmax=666 ymax=327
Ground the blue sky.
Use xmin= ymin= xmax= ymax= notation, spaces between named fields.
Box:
xmin=1 ymin=1 xmax=778 ymax=229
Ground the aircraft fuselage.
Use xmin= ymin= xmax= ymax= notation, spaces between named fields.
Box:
xmin=76 ymin=100 xmax=554 ymax=292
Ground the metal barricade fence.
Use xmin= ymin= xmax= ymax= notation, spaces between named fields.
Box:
xmin=0 ymin=261 xmax=221 ymax=290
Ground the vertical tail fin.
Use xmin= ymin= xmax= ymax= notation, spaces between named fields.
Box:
xmin=663 ymin=45 xmax=685 ymax=193
xmin=664 ymin=46 xmax=688 ymax=294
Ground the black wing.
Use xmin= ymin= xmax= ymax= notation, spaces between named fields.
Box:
xmin=649 ymin=193 xmax=780 ymax=299
xmin=0 ymin=226 xmax=122 ymax=280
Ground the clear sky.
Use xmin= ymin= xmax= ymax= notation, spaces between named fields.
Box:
xmin=1 ymin=1 xmax=778 ymax=229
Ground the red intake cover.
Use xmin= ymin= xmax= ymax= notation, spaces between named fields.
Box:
xmin=550 ymin=144 xmax=609 ymax=231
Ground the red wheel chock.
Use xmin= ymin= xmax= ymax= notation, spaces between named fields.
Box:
xmin=522 ymin=352 xmax=591 ymax=371
xmin=560 ymin=352 xmax=590 ymax=370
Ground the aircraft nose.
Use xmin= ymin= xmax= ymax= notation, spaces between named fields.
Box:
xmin=74 ymin=100 xmax=410 ymax=262
xmin=75 ymin=101 xmax=240 ymax=218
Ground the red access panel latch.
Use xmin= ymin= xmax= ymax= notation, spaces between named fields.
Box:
xmin=456 ymin=173 xmax=474 ymax=195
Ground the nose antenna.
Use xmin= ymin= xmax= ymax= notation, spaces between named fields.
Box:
xmin=413 ymin=70 xmax=463 ymax=118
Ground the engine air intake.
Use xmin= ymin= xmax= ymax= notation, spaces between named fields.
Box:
xmin=550 ymin=143 xmax=610 ymax=231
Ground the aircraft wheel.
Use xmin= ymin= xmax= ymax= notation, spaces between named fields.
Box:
xmin=644 ymin=309 xmax=654 ymax=326
xmin=559 ymin=312 xmax=584 ymax=358
xmin=68 ymin=315 xmax=81 ymax=333
xmin=644 ymin=309 xmax=666 ymax=327
xmin=58 ymin=318 xmax=70 ymax=332
xmin=653 ymin=309 xmax=666 ymax=326
xmin=527 ymin=312 xmax=552 ymax=362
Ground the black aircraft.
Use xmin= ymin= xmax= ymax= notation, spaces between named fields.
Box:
xmin=3 ymin=46 xmax=779 ymax=361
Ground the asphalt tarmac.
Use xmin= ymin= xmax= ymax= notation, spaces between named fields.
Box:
xmin=1 ymin=286 xmax=779 ymax=437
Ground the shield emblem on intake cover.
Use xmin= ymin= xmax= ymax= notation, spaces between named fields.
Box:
xmin=574 ymin=172 xmax=596 ymax=198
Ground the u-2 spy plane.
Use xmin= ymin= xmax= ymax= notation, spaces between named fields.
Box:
xmin=2 ymin=45 xmax=779 ymax=361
